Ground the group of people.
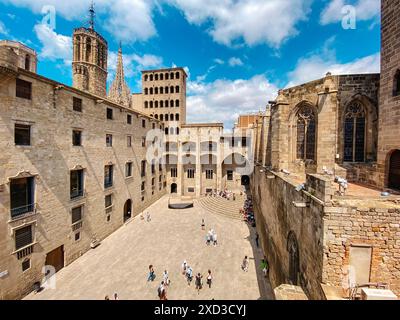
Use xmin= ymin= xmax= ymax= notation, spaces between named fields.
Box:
xmin=206 ymin=188 xmax=236 ymax=201
xmin=240 ymin=198 xmax=255 ymax=225
xmin=147 ymin=265 xmax=170 ymax=300
xmin=182 ymin=261 xmax=213 ymax=295
xmin=241 ymin=255 xmax=269 ymax=277
xmin=104 ymin=293 xmax=119 ymax=300
xmin=205 ymin=228 xmax=218 ymax=246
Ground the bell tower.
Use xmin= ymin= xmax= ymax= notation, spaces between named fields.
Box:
xmin=72 ymin=2 xmax=108 ymax=97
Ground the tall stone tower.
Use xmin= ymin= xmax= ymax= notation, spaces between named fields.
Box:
xmin=107 ymin=43 xmax=131 ymax=107
xmin=72 ymin=2 xmax=108 ymax=97
xmin=378 ymin=0 xmax=400 ymax=190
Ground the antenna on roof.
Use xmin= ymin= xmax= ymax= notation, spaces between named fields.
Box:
xmin=89 ymin=1 xmax=95 ymax=30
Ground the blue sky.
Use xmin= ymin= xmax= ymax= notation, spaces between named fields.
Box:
xmin=0 ymin=0 xmax=381 ymax=128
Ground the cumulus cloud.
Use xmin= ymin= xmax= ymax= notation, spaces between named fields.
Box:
xmin=287 ymin=48 xmax=380 ymax=88
xmin=33 ymin=24 xmax=72 ymax=64
xmin=186 ymin=75 xmax=278 ymax=128
xmin=228 ymin=57 xmax=244 ymax=67
xmin=0 ymin=0 xmax=158 ymax=42
xmin=320 ymin=0 xmax=380 ymax=25
xmin=167 ymin=0 xmax=312 ymax=47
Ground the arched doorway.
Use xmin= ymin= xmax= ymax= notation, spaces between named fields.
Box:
xmin=287 ymin=231 xmax=300 ymax=285
xmin=389 ymin=150 xmax=400 ymax=190
xmin=241 ymin=175 xmax=250 ymax=186
xmin=123 ymin=199 xmax=132 ymax=222
xmin=171 ymin=183 xmax=177 ymax=194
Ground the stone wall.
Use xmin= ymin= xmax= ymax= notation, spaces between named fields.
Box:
xmin=377 ymin=0 xmax=400 ymax=188
xmin=251 ymin=169 xmax=326 ymax=299
xmin=323 ymin=204 xmax=400 ymax=296
xmin=0 ymin=70 xmax=166 ymax=300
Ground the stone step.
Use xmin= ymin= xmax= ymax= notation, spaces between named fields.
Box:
xmin=196 ymin=197 xmax=245 ymax=221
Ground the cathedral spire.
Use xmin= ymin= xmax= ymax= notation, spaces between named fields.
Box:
xmin=107 ymin=44 xmax=131 ymax=107
xmin=89 ymin=1 xmax=95 ymax=30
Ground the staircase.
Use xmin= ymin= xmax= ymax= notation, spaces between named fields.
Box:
xmin=196 ymin=195 xmax=246 ymax=220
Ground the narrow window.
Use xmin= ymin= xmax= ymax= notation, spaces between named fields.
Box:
xmin=72 ymin=206 xmax=83 ymax=224
xmin=15 ymin=124 xmax=31 ymax=146
xmin=70 ymin=170 xmax=84 ymax=199
xmin=15 ymin=225 xmax=33 ymax=250
xmin=16 ymin=79 xmax=32 ymax=100
xmin=296 ymin=105 xmax=316 ymax=161
xmin=127 ymin=114 xmax=132 ymax=124
xmin=171 ymin=167 xmax=178 ymax=178
xmin=206 ymin=169 xmax=214 ymax=180
xmin=394 ymin=70 xmax=400 ymax=97
xmin=125 ymin=162 xmax=133 ymax=177
xmin=127 ymin=135 xmax=132 ymax=147
xmin=106 ymin=134 xmax=113 ymax=147
xmin=106 ymin=108 xmax=113 ymax=120
xmin=104 ymin=165 xmax=113 ymax=188
xmin=344 ymin=101 xmax=366 ymax=162
xmin=25 ymin=55 xmax=31 ymax=71
xmin=105 ymin=194 xmax=113 ymax=208
xmin=22 ymin=259 xmax=31 ymax=272
xmin=142 ymin=137 xmax=146 ymax=147
xmin=73 ymin=97 xmax=82 ymax=112
xmin=227 ymin=170 xmax=233 ymax=181
xmin=10 ymin=177 xmax=34 ymax=219
xmin=141 ymin=160 xmax=146 ymax=177
xmin=72 ymin=130 xmax=82 ymax=146
xmin=176 ymin=86 xmax=180 ymax=93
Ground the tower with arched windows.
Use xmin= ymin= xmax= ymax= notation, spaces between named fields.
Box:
xmin=72 ymin=3 xmax=108 ymax=97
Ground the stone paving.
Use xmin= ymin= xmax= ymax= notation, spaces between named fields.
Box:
xmin=25 ymin=195 xmax=273 ymax=300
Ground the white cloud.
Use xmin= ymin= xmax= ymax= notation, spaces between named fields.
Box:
xmin=33 ymin=24 xmax=72 ymax=64
xmin=186 ymin=75 xmax=278 ymax=128
xmin=0 ymin=19 xmax=8 ymax=35
xmin=108 ymin=51 xmax=163 ymax=81
xmin=168 ymin=0 xmax=312 ymax=47
xmin=0 ymin=0 xmax=158 ymax=42
xmin=287 ymin=50 xmax=380 ymax=88
xmin=214 ymin=58 xmax=225 ymax=65
xmin=320 ymin=0 xmax=380 ymax=25
xmin=228 ymin=57 xmax=244 ymax=67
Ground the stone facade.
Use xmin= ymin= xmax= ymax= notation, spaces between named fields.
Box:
xmin=378 ymin=0 xmax=400 ymax=189
xmin=0 ymin=41 xmax=166 ymax=300
xmin=72 ymin=27 xmax=108 ymax=97
xmin=250 ymin=1 xmax=400 ymax=299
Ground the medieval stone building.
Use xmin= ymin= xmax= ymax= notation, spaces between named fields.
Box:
xmin=251 ymin=0 xmax=400 ymax=299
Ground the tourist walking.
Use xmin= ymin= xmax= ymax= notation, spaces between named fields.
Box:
xmin=163 ymin=270 xmax=170 ymax=286
xmin=195 ymin=273 xmax=203 ymax=294
xmin=260 ymin=259 xmax=269 ymax=278
xmin=182 ymin=260 xmax=188 ymax=275
xmin=146 ymin=212 xmax=151 ymax=222
xmin=158 ymin=281 xmax=167 ymax=300
xmin=241 ymin=256 xmax=249 ymax=272
xmin=201 ymin=219 xmax=205 ymax=230
xmin=114 ymin=292 xmax=119 ymax=300
xmin=148 ymin=265 xmax=156 ymax=282
xmin=186 ymin=266 xmax=193 ymax=286
xmin=206 ymin=270 xmax=213 ymax=289
xmin=213 ymin=232 xmax=218 ymax=246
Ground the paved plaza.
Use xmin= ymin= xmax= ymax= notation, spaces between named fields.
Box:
xmin=25 ymin=196 xmax=273 ymax=300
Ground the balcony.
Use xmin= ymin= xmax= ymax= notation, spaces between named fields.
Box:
xmin=70 ymin=188 xmax=84 ymax=200
xmin=104 ymin=178 xmax=113 ymax=189
xmin=10 ymin=203 xmax=36 ymax=220
xmin=14 ymin=243 xmax=35 ymax=260
xmin=72 ymin=220 xmax=83 ymax=232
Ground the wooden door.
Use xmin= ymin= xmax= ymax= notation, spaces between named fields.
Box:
xmin=45 ymin=245 xmax=64 ymax=273
xmin=389 ymin=150 xmax=400 ymax=190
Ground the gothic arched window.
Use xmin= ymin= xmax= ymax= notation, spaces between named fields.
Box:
xmin=170 ymin=73 xmax=174 ymax=80
xmin=155 ymin=101 xmax=159 ymax=108
xmin=165 ymin=100 xmax=169 ymax=108
xmin=155 ymin=87 xmax=159 ymax=95
xmin=160 ymin=101 xmax=164 ymax=108
xmin=155 ymin=74 xmax=159 ymax=81
xmin=176 ymin=100 xmax=180 ymax=107
xmin=176 ymin=72 xmax=180 ymax=79
xmin=150 ymin=88 xmax=153 ymax=95
xmin=165 ymin=86 xmax=169 ymax=94
xmin=176 ymin=86 xmax=180 ymax=93
xmin=170 ymin=86 xmax=174 ymax=94
xmin=145 ymin=101 xmax=149 ymax=108
xmin=160 ymin=87 xmax=164 ymax=94
xmin=145 ymin=88 xmax=148 ymax=95
xmin=170 ymin=100 xmax=174 ymax=108
xmin=176 ymin=114 xmax=180 ymax=121
xmin=296 ymin=105 xmax=316 ymax=161
xmin=393 ymin=70 xmax=400 ymax=97
xmin=344 ymin=101 xmax=366 ymax=162
xmin=160 ymin=74 xmax=164 ymax=81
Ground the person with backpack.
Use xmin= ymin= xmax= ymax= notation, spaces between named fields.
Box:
xmin=186 ymin=266 xmax=193 ymax=286
xmin=148 ymin=265 xmax=156 ymax=282
xmin=260 ymin=259 xmax=269 ymax=278
xmin=195 ymin=273 xmax=203 ymax=295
